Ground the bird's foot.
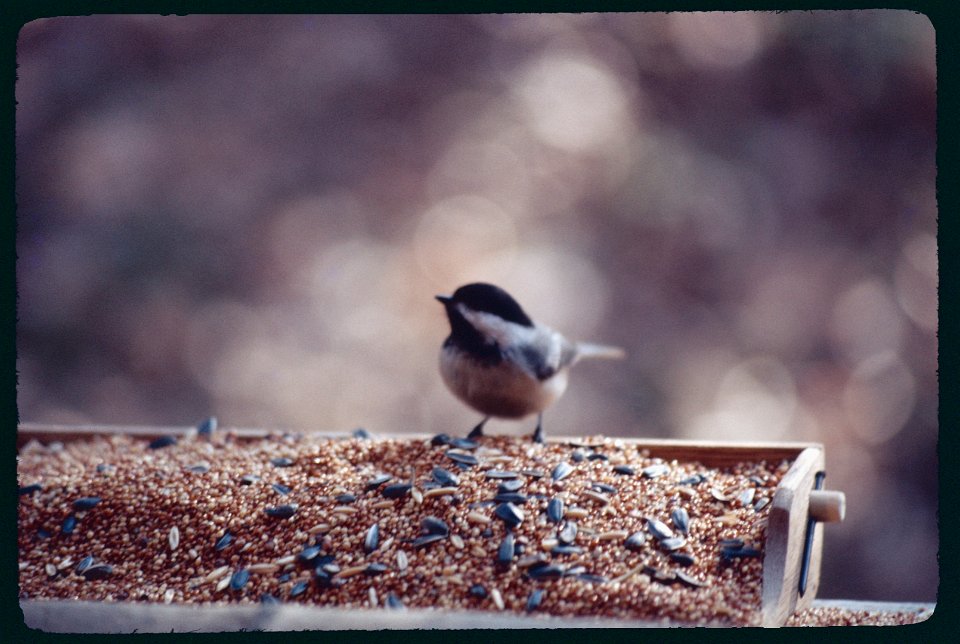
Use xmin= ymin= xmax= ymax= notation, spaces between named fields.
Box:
xmin=531 ymin=415 xmax=545 ymax=444
xmin=467 ymin=417 xmax=489 ymax=440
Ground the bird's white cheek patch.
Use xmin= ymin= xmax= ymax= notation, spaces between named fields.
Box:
xmin=459 ymin=305 xmax=539 ymax=346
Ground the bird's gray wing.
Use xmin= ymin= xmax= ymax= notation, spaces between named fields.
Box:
xmin=514 ymin=331 xmax=577 ymax=381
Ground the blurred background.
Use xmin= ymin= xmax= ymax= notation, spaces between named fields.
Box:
xmin=15 ymin=13 xmax=936 ymax=602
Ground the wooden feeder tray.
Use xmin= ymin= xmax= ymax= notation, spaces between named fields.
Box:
xmin=17 ymin=424 xmax=846 ymax=630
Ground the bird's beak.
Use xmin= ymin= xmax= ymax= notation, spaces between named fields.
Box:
xmin=435 ymin=294 xmax=453 ymax=305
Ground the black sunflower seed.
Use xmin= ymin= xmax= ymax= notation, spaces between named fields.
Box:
xmin=521 ymin=469 xmax=546 ymax=478
xmin=230 ymin=569 xmax=250 ymax=590
xmin=214 ymin=532 xmax=233 ymax=551
xmin=386 ymin=593 xmax=405 ymax=610
xmin=719 ymin=538 xmax=745 ymax=549
xmin=558 ymin=521 xmax=578 ymax=544
xmin=19 ymin=484 xmax=41 ymax=496
xmin=720 ymin=546 xmax=762 ymax=560
xmin=381 ymin=483 xmax=412 ymax=499
xmin=624 ymin=531 xmax=646 ymax=551
xmin=315 ymin=553 xmax=336 ymax=569
xmin=290 ymin=580 xmax=309 ymax=597
xmin=271 ymin=457 xmax=294 ymax=467
xmin=526 ymin=563 xmax=565 ymax=579
xmin=591 ymin=482 xmax=617 ymax=494
xmin=260 ymin=593 xmax=281 ymax=604
xmin=272 ymin=483 xmax=292 ymax=495
xmin=613 ymin=465 xmax=636 ymax=476
xmin=239 ymin=474 xmax=260 ymax=485
xmin=61 ymin=515 xmax=77 ymax=535
xmin=679 ymin=474 xmax=705 ymax=486
xmin=754 ymin=497 xmax=770 ymax=512
xmin=572 ymin=449 xmax=586 ymax=463
xmin=335 ymin=493 xmax=357 ymax=504
xmin=671 ymin=507 xmax=690 ymax=534
xmin=36 ymin=528 xmax=51 ymax=540
xmin=412 ymin=534 xmax=446 ymax=549
xmin=551 ymin=544 xmax=583 ymax=555
xmin=365 ymin=474 xmax=392 ymax=490
xmin=469 ymin=584 xmax=488 ymax=599
xmin=525 ymin=589 xmax=545 ymax=612
xmin=676 ymin=571 xmax=707 ymax=588
xmin=642 ymin=463 xmax=670 ymax=478
xmin=314 ymin=569 xmax=334 ymax=587
xmin=321 ymin=563 xmax=340 ymax=576
xmin=352 ymin=428 xmax=372 ymax=440
xmin=485 ymin=470 xmax=519 ymax=480
xmin=497 ymin=532 xmax=515 ymax=566
xmin=517 ymin=554 xmax=548 ymax=569
xmin=73 ymin=497 xmax=102 ymax=511
xmin=647 ymin=518 xmax=674 ymax=541
xmin=148 ymin=436 xmax=177 ymax=449
xmin=298 ymin=545 xmax=322 ymax=564
xmin=545 ymin=498 xmax=564 ymax=524
xmin=265 ymin=504 xmax=298 ymax=519
xmin=660 ymin=537 xmax=687 ymax=551
xmin=587 ymin=453 xmax=609 ymax=461
xmin=364 ymin=523 xmax=380 ymax=553
xmin=81 ymin=564 xmax=113 ymax=580
xmin=431 ymin=433 xmax=452 ymax=446
xmin=450 ymin=438 xmax=478 ymax=450
xmin=551 ymin=462 xmax=573 ymax=482
xmin=670 ymin=552 xmax=696 ymax=567
xmin=432 ymin=466 xmax=460 ymax=487
xmin=186 ymin=463 xmax=210 ymax=473
xmin=493 ymin=492 xmax=528 ymax=504
xmin=421 ymin=516 xmax=449 ymax=536
xmin=75 ymin=555 xmax=94 ymax=574
xmin=494 ymin=502 xmax=524 ymax=528
xmin=197 ymin=416 xmax=217 ymax=436
xmin=739 ymin=488 xmax=756 ymax=507
xmin=497 ymin=479 xmax=524 ymax=493
xmin=365 ymin=562 xmax=388 ymax=576
xmin=446 ymin=451 xmax=478 ymax=466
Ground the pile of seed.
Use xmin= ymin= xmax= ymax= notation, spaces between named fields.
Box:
xmin=19 ymin=429 xmax=793 ymax=626
xmin=785 ymin=605 xmax=933 ymax=627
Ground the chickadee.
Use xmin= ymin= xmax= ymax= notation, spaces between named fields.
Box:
xmin=436 ymin=282 xmax=624 ymax=443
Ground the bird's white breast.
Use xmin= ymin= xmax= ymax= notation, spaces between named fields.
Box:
xmin=439 ymin=346 xmax=569 ymax=419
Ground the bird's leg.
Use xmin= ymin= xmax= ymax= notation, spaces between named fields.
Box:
xmin=531 ymin=413 xmax=545 ymax=444
xmin=467 ymin=417 xmax=490 ymax=440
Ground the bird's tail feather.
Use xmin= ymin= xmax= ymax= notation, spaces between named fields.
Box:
xmin=575 ymin=343 xmax=626 ymax=361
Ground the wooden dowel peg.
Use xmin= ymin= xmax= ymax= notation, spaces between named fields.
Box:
xmin=808 ymin=490 xmax=845 ymax=523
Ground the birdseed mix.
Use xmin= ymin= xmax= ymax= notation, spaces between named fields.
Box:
xmin=19 ymin=430 xmax=798 ymax=626
xmin=785 ymin=605 xmax=933 ymax=627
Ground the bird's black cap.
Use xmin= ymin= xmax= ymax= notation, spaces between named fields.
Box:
xmin=437 ymin=283 xmax=534 ymax=328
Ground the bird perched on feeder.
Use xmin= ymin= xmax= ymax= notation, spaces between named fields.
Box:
xmin=436 ymin=282 xmax=624 ymax=443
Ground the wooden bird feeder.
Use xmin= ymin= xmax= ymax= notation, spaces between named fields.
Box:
xmin=17 ymin=424 xmax=847 ymax=629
